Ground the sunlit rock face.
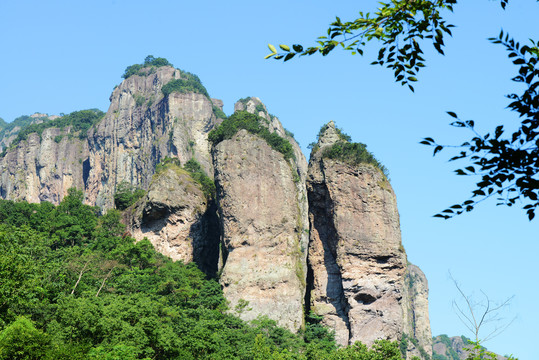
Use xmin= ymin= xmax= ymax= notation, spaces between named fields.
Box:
xmin=0 ymin=128 xmax=88 ymax=204
xmin=123 ymin=166 xmax=219 ymax=276
xmin=86 ymin=66 xmax=217 ymax=210
xmin=212 ymin=98 xmax=309 ymax=332
xmin=306 ymin=121 xmax=431 ymax=359
xmin=0 ymin=66 xmax=219 ymax=210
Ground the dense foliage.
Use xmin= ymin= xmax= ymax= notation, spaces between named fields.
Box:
xmin=323 ymin=142 xmax=389 ymax=177
xmin=1 ymin=109 xmax=105 ymax=155
xmin=266 ymin=0 xmax=457 ymax=92
xmin=0 ymin=114 xmax=38 ymax=134
xmin=267 ymin=0 xmax=539 ymax=220
xmin=161 ymin=71 xmax=210 ymax=99
xmin=422 ymin=31 xmax=539 ymax=220
xmin=183 ymin=159 xmax=216 ymax=199
xmin=208 ymin=111 xmax=295 ymax=160
xmin=212 ymin=105 xmax=228 ymax=120
xmin=122 ymin=55 xmax=173 ymax=79
xmin=114 ymin=181 xmax=146 ymax=210
xmin=155 ymin=157 xmax=216 ymax=200
xmin=0 ymin=192 xmax=405 ymax=359
xmin=314 ymin=124 xmax=389 ymax=177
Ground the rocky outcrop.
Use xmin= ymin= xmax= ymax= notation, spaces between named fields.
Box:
xmin=403 ymin=264 xmax=433 ymax=359
xmin=0 ymin=113 xmax=51 ymax=152
xmin=306 ymin=121 xmax=430 ymax=358
xmin=86 ymin=66 xmax=218 ymax=210
xmin=0 ymin=128 xmax=88 ymax=203
xmin=433 ymin=335 xmax=508 ymax=360
xmin=213 ymin=99 xmax=309 ymax=331
xmin=0 ymin=63 xmax=436 ymax=351
xmin=0 ymin=67 xmax=220 ymax=209
xmin=123 ymin=165 xmax=219 ymax=275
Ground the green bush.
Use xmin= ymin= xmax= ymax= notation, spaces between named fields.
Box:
xmin=161 ymin=70 xmax=210 ymax=98
xmin=208 ymin=111 xmax=294 ymax=160
xmin=183 ymin=158 xmax=215 ymax=199
xmin=323 ymin=141 xmax=389 ymax=177
xmin=134 ymin=94 xmax=145 ymax=107
xmin=122 ymin=55 xmax=172 ymax=79
xmin=155 ymin=156 xmax=182 ymax=174
xmin=255 ymin=104 xmax=266 ymax=114
xmin=316 ymin=124 xmax=388 ymax=177
xmin=155 ymin=157 xmax=215 ymax=200
xmin=113 ymin=181 xmax=145 ymax=210
xmin=212 ymin=105 xmax=227 ymax=120
xmin=9 ymin=109 xmax=105 ymax=150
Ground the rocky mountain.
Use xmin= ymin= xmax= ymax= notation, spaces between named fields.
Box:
xmin=433 ymin=335 xmax=508 ymax=360
xmin=0 ymin=59 xmax=432 ymax=359
xmin=306 ymin=122 xmax=431 ymax=358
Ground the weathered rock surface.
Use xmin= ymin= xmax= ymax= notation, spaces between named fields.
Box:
xmin=403 ymin=264 xmax=433 ymax=359
xmin=306 ymin=121 xmax=430 ymax=359
xmin=123 ymin=165 xmax=219 ymax=275
xmin=0 ymin=67 xmax=437 ymax=353
xmin=86 ymin=66 xmax=218 ymax=210
xmin=0 ymin=128 xmax=88 ymax=204
xmin=0 ymin=67 xmax=220 ymax=209
xmin=213 ymin=99 xmax=309 ymax=331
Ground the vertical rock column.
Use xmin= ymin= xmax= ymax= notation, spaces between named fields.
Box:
xmin=306 ymin=122 xmax=407 ymax=346
xmin=213 ymin=128 xmax=308 ymax=332
xmin=402 ymin=264 xmax=433 ymax=359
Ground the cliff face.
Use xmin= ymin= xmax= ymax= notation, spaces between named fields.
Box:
xmin=123 ymin=165 xmax=219 ymax=275
xmin=403 ymin=264 xmax=433 ymax=359
xmin=0 ymin=63 xmax=434 ymax=352
xmin=212 ymin=99 xmax=309 ymax=331
xmin=306 ymin=122 xmax=431 ymax=358
xmin=0 ymin=128 xmax=87 ymax=203
xmin=86 ymin=66 xmax=217 ymax=210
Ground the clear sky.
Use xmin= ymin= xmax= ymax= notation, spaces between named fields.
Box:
xmin=0 ymin=1 xmax=536 ymax=358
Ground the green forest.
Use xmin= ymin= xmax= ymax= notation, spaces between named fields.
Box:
xmin=0 ymin=189 xmax=405 ymax=360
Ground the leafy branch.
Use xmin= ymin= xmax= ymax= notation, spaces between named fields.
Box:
xmin=422 ymin=31 xmax=539 ymax=220
xmin=266 ymin=0 xmax=457 ymax=91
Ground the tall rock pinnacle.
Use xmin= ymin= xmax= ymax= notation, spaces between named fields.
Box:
xmin=306 ymin=121 xmax=432 ymax=358
xmin=212 ymin=98 xmax=309 ymax=331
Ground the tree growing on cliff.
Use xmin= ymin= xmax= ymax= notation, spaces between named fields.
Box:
xmin=266 ymin=0 xmax=539 ymax=220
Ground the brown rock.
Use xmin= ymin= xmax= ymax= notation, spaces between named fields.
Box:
xmin=403 ymin=264 xmax=433 ymax=359
xmin=306 ymin=121 xmax=426 ymax=357
xmin=213 ymin=99 xmax=309 ymax=331
xmin=123 ymin=165 xmax=219 ymax=275
xmin=0 ymin=128 xmax=88 ymax=204
xmin=85 ymin=66 xmax=217 ymax=210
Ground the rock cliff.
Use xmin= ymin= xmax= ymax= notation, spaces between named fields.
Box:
xmin=212 ymin=99 xmax=309 ymax=331
xmin=0 ymin=128 xmax=87 ymax=203
xmin=403 ymin=264 xmax=433 ymax=359
xmin=305 ymin=121 xmax=431 ymax=358
xmin=123 ymin=163 xmax=219 ymax=275
xmin=86 ymin=66 xmax=217 ymax=210
xmin=0 ymin=61 xmax=434 ymax=355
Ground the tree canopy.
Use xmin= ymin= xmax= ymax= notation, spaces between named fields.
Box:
xmin=0 ymin=192 xmax=410 ymax=359
xmin=267 ymin=0 xmax=539 ymax=219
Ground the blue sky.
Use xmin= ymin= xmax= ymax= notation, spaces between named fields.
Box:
xmin=1 ymin=0 xmax=536 ymax=358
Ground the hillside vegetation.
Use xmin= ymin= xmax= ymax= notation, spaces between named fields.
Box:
xmin=209 ymin=111 xmax=295 ymax=160
xmin=0 ymin=109 xmax=104 ymax=157
xmin=0 ymin=190 xmax=406 ymax=360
